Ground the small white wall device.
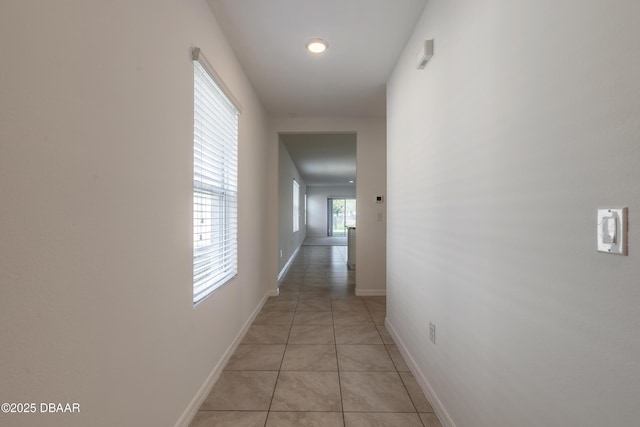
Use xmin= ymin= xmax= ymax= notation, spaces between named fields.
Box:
xmin=597 ymin=208 xmax=627 ymax=255
xmin=416 ymin=39 xmax=434 ymax=69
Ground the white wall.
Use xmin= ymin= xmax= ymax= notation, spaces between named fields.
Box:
xmin=306 ymin=185 xmax=356 ymax=237
xmin=0 ymin=1 xmax=271 ymax=426
xmin=278 ymin=141 xmax=306 ymax=274
xmin=387 ymin=1 xmax=640 ymax=427
xmin=270 ymin=117 xmax=387 ymax=295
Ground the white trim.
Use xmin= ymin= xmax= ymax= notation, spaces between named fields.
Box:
xmin=355 ymin=288 xmax=386 ymax=296
xmin=175 ymin=290 xmax=271 ymax=427
xmin=277 ymin=245 xmax=301 ymax=282
xmin=385 ymin=318 xmax=456 ymax=427
xmin=292 ymin=179 xmax=300 ymax=232
xmin=267 ymin=288 xmax=279 ymax=297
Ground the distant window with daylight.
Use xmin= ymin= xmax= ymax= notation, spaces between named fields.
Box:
xmin=193 ymin=56 xmax=239 ymax=304
xmin=293 ymin=179 xmax=300 ymax=232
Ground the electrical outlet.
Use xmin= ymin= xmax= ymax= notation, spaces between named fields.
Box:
xmin=429 ymin=322 xmax=436 ymax=344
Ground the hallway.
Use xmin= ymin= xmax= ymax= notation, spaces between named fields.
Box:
xmin=189 ymin=245 xmax=442 ymax=426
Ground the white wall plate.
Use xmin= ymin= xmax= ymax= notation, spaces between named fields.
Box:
xmin=597 ymin=208 xmax=627 ymax=255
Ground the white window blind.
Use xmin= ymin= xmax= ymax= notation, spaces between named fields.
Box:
xmin=293 ymin=179 xmax=300 ymax=232
xmin=193 ymin=53 xmax=239 ymax=304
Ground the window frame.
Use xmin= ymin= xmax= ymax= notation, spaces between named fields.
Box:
xmin=192 ymin=47 xmax=242 ymax=305
xmin=293 ymin=179 xmax=300 ymax=233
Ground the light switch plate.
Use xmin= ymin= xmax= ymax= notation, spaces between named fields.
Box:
xmin=597 ymin=208 xmax=627 ymax=255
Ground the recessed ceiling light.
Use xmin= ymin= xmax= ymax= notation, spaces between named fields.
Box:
xmin=306 ymin=38 xmax=329 ymax=54
xmin=349 ymin=180 xmax=354 ymax=183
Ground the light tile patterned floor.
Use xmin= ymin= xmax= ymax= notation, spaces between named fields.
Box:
xmin=190 ymin=245 xmax=443 ymax=427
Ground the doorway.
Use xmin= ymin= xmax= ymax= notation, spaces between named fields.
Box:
xmin=328 ymin=198 xmax=356 ymax=237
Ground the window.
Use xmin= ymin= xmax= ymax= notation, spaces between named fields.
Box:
xmin=293 ymin=179 xmax=300 ymax=232
xmin=328 ymin=198 xmax=356 ymax=237
xmin=193 ymin=49 xmax=240 ymax=304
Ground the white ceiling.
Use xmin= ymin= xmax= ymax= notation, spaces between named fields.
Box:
xmin=207 ymin=1 xmax=426 ymax=187
xmin=207 ymin=0 xmax=428 ymax=118
xmin=281 ymin=133 xmax=356 ymax=187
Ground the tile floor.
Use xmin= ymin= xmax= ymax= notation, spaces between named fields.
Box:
xmin=190 ymin=245 xmax=442 ymax=427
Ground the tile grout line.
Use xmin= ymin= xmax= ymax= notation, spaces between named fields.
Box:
xmin=330 ymin=274 xmax=347 ymax=427
xmin=263 ymin=251 xmax=302 ymax=427
xmin=194 ymin=245 xmax=438 ymax=425
xmin=246 ymin=246 xmax=353 ymax=426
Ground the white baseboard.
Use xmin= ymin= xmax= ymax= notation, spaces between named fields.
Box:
xmin=385 ymin=318 xmax=456 ymax=427
xmin=174 ymin=290 xmax=272 ymax=427
xmin=355 ymin=288 xmax=386 ymax=296
xmin=277 ymin=244 xmax=302 ymax=282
